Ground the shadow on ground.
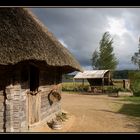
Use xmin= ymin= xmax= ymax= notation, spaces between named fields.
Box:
xmin=118 ymin=103 xmax=140 ymax=117
xmin=118 ymin=103 xmax=140 ymax=132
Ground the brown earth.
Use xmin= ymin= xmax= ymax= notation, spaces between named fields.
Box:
xmin=31 ymin=92 xmax=140 ymax=133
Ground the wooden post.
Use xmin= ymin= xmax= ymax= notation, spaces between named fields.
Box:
xmin=102 ymin=78 xmax=104 ymax=93
xmin=82 ymin=79 xmax=84 ymax=91
xmin=82 ymin=79 xmax=84 ymax=86
xmin=28 ymin=92 xmax=30 ymax=130
xmin=108 ymin=71 xmax=110 ymax=86
xmin=73 ymin=78 xmax=75 ymax=91
xmin=123 ymin=80 xmax=125 ymax=88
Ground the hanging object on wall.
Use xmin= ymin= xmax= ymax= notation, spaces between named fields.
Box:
xmin=48 ymin=90 xmax=61 ymax=105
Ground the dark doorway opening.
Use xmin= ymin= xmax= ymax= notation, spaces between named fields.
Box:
xmin=29 ymin=65 xmax=39 ymax=92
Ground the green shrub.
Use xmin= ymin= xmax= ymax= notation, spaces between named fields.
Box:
xmin=106 ymin=86 xmax=118 ymax=93
xmin=62 ymin=82 xmax=89 ymax=92
xmin=130 ymin=79 xmax=140 ymax=96
xmin=106 ymin=86 xmax=131 ymax=93
xmin=129 ymin=71 xmax=140 ymax=96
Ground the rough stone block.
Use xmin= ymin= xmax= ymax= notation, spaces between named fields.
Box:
xmin=13 ymin=112 xmax=19 ymax=118
xmin=5 ymin=116 xmax=10 ymax=122
xmin=21 ymin=121 xmax=26 ymax=128
xmin=0 ymin=129 xmax=4 ymax=132
xmin=0 ymin=96 xmax=4 ymax=100
xmin=14 ymin=95 xmax=20 ymax=100
xmin=13 ymin=117 xmax=20 ymax=121
xmin=0 ymin=91 xmax=4 ymax=95
xmin=0 ymin=105 xmax=4 ymax=111
xmin=5 ymin=123 xmax=10 ymax=129
xmin=0 ymin=112 xmax=3 ymax=117
xmin=13 ymin=105 xmax=19 ymax=110
xmin=0 ymin=123 xmax=4 ymax=128
xmin=6 ymin=110 xmax=10 ymax=116
xmin=6 ymin=94 xmax=12 ymax=100
xmin=13 ymin=129 xmax=20 ymax=132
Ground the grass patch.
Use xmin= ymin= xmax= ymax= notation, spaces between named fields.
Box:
xmin=108 ymin=96 xmax=140 ymax=131
xmin=113 ymin=81 xmax=124 ymax=88
xmin=62 ymin=82 xmax=90 ymax=92
xmin=118 ymin=103 xmax=140 ymax=117
xmin=116 ymin=96 xmax=140 ymax=117
xmin=62 ymin=91 xmax=80 ymax=94
xmin=120 ymin=96 xmax=140 ymax=103
xmin=108 ymin=96 xmax=140 ymax=118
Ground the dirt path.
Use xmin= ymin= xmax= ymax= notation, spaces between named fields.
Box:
xmin=31 ymin=93 xmax=140 ymax=132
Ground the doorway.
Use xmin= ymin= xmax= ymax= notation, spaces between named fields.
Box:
xmin=28 ymin=65 xmax=40 ymax=125
xmin=29 ymin=65 xmax=39 ymax=92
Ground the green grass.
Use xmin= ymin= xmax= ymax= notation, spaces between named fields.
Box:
xmin=113 ymin=81 xmax=124 ymax=88
xmin=62 ymin=82 xmax=90 ymax=92
xmin=62 ymin=82 xmax=140 ymax=119
xmin=62 ymin=81 xmax=129 ymax=93
xmin=114 ymin=96 xmax=140 ymax=117
xmin=62 ymin=82 xmax=89 ymax=86
xmin=118 ymin=103 xmax=140 ymax=117
xmin=62 ymin=91 xmax=80 ymax=94
xmin=120 ymin=96 xmax=140 ymax=103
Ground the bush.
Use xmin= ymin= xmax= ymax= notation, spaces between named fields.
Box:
xmin=62 ymin=82 xmax=89 ymax=92
xmin=130 ymin=80 xmax=140 ymax=96
xmin=129 ymin=71 xmax=140 ymax=96
xmin=106 ymin=86 xmax=118 ymax=93
xmin=106 ymin=86 xmax=131 ymax=93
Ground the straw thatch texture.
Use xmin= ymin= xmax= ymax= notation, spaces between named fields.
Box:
xmin=0 ymin=8 xmax=82 ymax=72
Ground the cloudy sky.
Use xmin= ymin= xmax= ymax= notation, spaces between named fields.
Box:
xmin=30 ymin=8 xmax=140 ymax=70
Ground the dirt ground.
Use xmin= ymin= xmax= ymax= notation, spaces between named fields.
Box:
xmin=31 ymin=92 xmax=140 ymax=133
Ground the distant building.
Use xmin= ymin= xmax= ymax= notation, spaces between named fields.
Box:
xmin=74 ymin=70 xmax=111 ymax=85
xmin=74 ymin=70 xmax=112 ymax=93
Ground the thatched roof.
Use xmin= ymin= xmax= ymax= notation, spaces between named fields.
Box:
xmin=0 ymin=8 xmax=83 ymax=73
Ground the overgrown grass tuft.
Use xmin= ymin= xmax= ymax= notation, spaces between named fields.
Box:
xmin=120 ymin=96 xmax=140 ymax=103
xmin=115 ymin=96 xmax=140 ymax=117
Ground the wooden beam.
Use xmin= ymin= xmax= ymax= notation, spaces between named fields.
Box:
xmin=73 ymin=78 xmax=75 ymax=91
xmin=108 ymin=71 xmax=110 ymax=86
xmin=102 ymin=78 xmax=104 ymax=93
xmin=82 ymin=79 xmax=84 ymax=86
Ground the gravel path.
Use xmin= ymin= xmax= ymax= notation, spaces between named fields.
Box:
xmin=31 ymin=93 xmax=140 ymax=132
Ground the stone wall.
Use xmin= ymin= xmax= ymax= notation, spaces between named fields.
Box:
xmin=5 ymin=84 xmax=28 ymax=132
xmin=20 ymin=82 xmax=29 ymax=132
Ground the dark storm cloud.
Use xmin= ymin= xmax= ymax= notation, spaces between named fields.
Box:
xmin=30 ymin=8 xmax=140 ymax=70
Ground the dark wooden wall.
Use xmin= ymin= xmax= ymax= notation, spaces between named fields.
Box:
xmin=0 ymin=62 xmax=62 ymax=132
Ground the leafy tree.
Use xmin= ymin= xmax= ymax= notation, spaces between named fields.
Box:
xmin=131 ymin=44 xmax=140 ymax=70
xmin=91 ymin=50 xmax=99 ymax=70
xmin=91 ymin=32 xmax=118 ymax=70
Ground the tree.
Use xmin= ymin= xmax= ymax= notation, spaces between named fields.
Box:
xmin=131 ymin=41 xmax=140 ymax=70
xmin=91 ymin=50 xmax=99 ymax=70
xmin=91 ymin=32 xmax=118 ymax=70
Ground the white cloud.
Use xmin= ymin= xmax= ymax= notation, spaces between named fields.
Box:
xmin=106 ymin=16 xmax=138 ymax=70
xmin=31 ymin=8 xmax=139 ymax=70
xmin=107 ymin=17 xmax=127 ymax=37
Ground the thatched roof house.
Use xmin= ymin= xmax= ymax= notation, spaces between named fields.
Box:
xmin=0 ymin=8 xmax=82 ymax=132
